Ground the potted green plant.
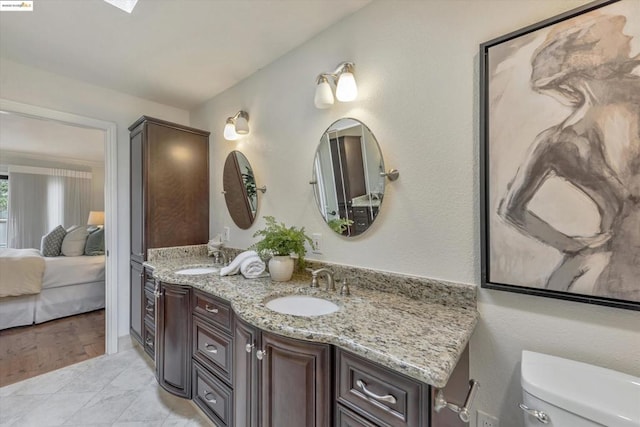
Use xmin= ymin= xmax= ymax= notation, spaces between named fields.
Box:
xmin=252 ymin=216 xmax=314 ymax=281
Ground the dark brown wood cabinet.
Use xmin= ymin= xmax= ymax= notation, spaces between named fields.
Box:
xmin=129 ymin=261 xmax=144 ymax=343
xmin=129 ymin=116 xmax=209 ymax=346
xmin=231 ymin=320 xmax=332 ymax=427
xmin=336 ymin=347 xmax=470 ymax=427
xmin=260 ymin=331 xmax=332 ymax=427
xmin=233 ymin=317 xmax=259 ymax=427
xmin=152 ymin=282 xmax=469 ymax=427
xmin=157 ymin=282 xmax=192 ymax=398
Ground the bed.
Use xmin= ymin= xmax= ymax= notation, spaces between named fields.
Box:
xmin=0 ymin=250 xmax=105 ymax=330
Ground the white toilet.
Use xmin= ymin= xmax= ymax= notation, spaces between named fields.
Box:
xmin=520 ymin=350 xmax=640 ymax=427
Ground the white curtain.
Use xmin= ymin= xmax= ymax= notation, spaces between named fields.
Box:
xmin=7 ymin=166 xmax=92 ymax=249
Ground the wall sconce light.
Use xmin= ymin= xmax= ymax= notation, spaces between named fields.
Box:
xmin=223 ymin=110 xmax=250 ymax=141
xmin=314 ymin=62 xmax=358 ymax=109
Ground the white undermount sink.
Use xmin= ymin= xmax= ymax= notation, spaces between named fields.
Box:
xmin=265 ymin=295 xmax=339 ymax=316
xmin=175 ymin=267 xmax=220 ymax=275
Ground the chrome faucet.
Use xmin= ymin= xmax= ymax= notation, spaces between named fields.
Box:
xmin=210 ymin=249 xmax=227 ymax=266
xmin=310 ymin=268 xmax=335 ymax=291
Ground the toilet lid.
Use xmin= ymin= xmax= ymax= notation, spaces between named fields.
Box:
xmin=521 ymin=351 xmax=640 ymax=427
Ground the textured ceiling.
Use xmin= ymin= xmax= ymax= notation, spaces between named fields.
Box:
xmin=0 ymin=0 xmax=370 ymax=109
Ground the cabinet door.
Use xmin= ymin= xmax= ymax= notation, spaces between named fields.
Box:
xmin=146 ymin=122 xmax=209 ymax=250
xmin=234 ymin=318 xmax=259 ymax=427
xmin=157 ymin=282 xmax=192 ymax=398
xmin=260 ymin=332 xmax=331 ymax=427
xmin=130 ymin=128 xmax=144 ymax=263
xmin=129 ymin=261 xmax=143 ymax=344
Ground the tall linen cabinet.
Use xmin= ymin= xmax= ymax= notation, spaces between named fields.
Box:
xmin=129 ymin=116 xmax=210 ymax=347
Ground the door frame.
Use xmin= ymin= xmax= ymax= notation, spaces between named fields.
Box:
xmin=0 ymin=98 xmax=119 ymax=354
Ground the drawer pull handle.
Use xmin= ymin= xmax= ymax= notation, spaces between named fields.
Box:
xmin=145 ymin=302 xmax=154 ymax=312
xmin=205 ymin=304 xmax=219 ymax=314
xmin=204 ymin=343 xmax=218 ymax=354
xmin=145 ymin=337 xmax=154 ymax=349
xmin=356 ymin=379 xmax=397 ymax=404
xmin=203 ymin=391 xmax=217 ymax=404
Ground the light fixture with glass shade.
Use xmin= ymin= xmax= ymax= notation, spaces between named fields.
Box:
xmin=223 ymin=110 xmax=250 ymax=141
xmin=314 ymin=62 xmax=358 ymax=109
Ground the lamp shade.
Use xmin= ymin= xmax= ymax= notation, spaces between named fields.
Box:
xmin=336 ymin=71 xmax=358 ymax=102
xmin=235 ymin=115 xmax=250 ymax=135
xmin=87 ymin=211 xmax=105 ymax=226
xmin=314 ymin=78 xmax=334 ymax=109
xmin=224 ymin=119 xmax=239 ymax=141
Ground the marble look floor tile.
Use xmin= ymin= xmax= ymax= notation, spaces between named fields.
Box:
xmin=115 ymin=387 xmax=179 ymax=423
xmin=0 ymin=344 xmax=209 ymax=427
xmin=17 ymin=392 xmax=96 ymax=426
xmin=108 ymin=364 xmax=156 ymax=391
xmin=162 ymin=415 xmax=215 ymax=427
xmin=0 ymin=393 xmax=51 ymax=426
xmin=11 ymin=363 xmax=88 ymax=396
xmin=63 ymin=387 xmax=139 ymax=425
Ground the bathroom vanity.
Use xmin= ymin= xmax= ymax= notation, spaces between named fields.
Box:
xmin=141 ymin=249 xmax=477 ymax=427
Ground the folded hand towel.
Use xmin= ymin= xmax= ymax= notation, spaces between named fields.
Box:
xmin=240 ymin=256 xmax=266 ymax=279
xmin=220 ymin=250 xmax=260 ymax=276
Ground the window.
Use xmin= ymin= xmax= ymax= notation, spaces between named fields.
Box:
xmin=0 ymin=175 xmax=7 ymax=248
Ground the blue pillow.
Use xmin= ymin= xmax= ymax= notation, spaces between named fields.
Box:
xmin=41 ymin=225 xmax=67 ymax=257
xmin=84 ymin=228 xmax=105 ymax=256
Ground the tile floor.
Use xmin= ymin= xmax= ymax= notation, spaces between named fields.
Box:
xmin=0 ymin=344 xmax=214 ymax=426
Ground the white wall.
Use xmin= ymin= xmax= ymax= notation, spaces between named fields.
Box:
xmin=191 ymin=1 xmax=640 ymax=425
xmin=0 ymin=58 xmax=190 ymax=337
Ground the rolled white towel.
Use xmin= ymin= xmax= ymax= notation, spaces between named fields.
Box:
xmin=240 ymin=256 xmax=266 ymax=279
xmin=220 ymin=250 xmax=259 ymax=276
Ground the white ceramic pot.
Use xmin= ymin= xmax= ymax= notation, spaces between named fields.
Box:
xmin=268 ymin=255 xmax=294 ymax=282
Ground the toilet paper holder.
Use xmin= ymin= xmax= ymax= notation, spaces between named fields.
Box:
xmin=434 ymin=379 xmax=480 ymax=423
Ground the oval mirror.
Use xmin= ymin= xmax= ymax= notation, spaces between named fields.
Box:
xmin=312 ymin=118 xmax=385 ymax=237
xmin=223 ymin=151 xmax=258 ymax=229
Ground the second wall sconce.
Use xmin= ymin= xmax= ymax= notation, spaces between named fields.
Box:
xmin=223 ymin=110 xmax=250 ymax=141
xmin=314 ymin=62 xmax=358 ymax=109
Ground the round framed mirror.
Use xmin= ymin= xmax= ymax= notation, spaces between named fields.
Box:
xmin=311 ymin=118 xmax=385 ymax=237
xmin=223 ymin=151 xmax=258 ymax=229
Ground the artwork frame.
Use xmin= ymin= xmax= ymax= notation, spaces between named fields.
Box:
xmin=480 ymin=0 xmax=640 ymax=311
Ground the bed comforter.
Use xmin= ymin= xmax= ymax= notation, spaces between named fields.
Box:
xmin=0 ymin=248 xmax=46 ymax=297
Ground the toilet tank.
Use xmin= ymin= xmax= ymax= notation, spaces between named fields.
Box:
xmin=521 ymin=351 xmax=640 ymax=427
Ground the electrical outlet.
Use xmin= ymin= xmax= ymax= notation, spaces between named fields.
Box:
xmin=477 ymin=411 xmax=499 ymax=427
xmin=223 ymin=227 xmax=230 ymax=242
xmin=311 ymin=233 xmax=322 ymax=254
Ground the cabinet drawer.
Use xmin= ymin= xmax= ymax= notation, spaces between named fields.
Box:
xmin=143 ymin=320 xmax=155 ymax=360
xmin=193 ymin=316 xmax=233 ymax=384
xmin=337 ymin=405 xmax=379 ymax=427
xmin=193 ymin=361 xmax=233 ymax=426
xmin=193 ymin=290 xmax=232 ymax=333
xmin=143 ymin=288 xmax=155 ymax=324
xmin=336 ymin=349 xmax=428 ymax=427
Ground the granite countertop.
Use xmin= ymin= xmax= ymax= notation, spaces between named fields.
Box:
xmin=145 ymin=255 xmax=478 ymax=389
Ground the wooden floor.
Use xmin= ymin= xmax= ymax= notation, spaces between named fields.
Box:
xmin=0 ymin=309 xmax=105 ymax=387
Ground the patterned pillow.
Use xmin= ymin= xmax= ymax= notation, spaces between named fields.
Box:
xmin=41 ymin=225 xmax=67 ymax=257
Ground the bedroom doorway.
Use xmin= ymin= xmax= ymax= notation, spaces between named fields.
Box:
xmin=0 ymin=99 xmax=118 ymax=358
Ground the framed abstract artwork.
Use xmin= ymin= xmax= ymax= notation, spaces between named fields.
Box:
xmin=480 ymin=0 xmax=640 ymax=310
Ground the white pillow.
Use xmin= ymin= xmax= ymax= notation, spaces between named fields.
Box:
xmin=61 ymin=226 xmax=89 ymax=256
